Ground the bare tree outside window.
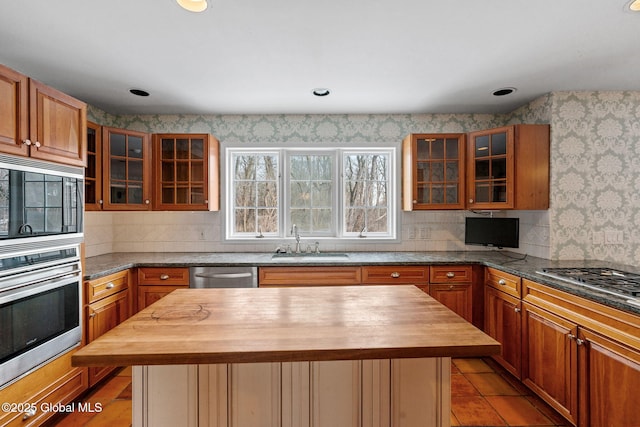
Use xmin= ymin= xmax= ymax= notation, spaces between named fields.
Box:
xmin=289 ymin=154 xmax=333 ymax=234
xmin=232 ymin=153 xmax=279 ymax=234
xmin=227 ymin=148 xmax=394 ymax=239
xmin=344 ymin=153 xmax=389 ymax=233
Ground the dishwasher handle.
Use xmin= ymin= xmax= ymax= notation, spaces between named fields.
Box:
xmin=194 ymin=272 xmax=253 ymax=279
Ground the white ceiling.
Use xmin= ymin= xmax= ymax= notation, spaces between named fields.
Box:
xmin=1 ymin=0 xmax=638 ymax=115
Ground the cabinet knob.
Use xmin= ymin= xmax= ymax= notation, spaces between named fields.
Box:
xmin=576 ymin=338 xmax=586 ymax=346
xmin=514 ymin=307 xmax=521 ymax=313
xmin=24 ymin=139 xmax=32 ymax=146
xmin=34 ymin=141 xmax=41 ymax=148
xmin=498 ymin=279 xmax=507 ymax=286
xmin=106 ymin=282 xmax=115 ymax=289
xmin=89 ymin=312 xmax=96 ymax=318
xmin=145 ymin=199 xmax=151 ymax=204
xmin=412 ymin=200 xmax=417 ymax=204
xmin=567 ymin=333 xmax=576 ymax=340
xmin=449 ymin=285 xmax=454 ymax=290
xmin=390 ymin=272 xmax=400 ymax=278
xmin=98 ymin=199 xmax=104 ymax=204
xmin=22 ymin=407 xmax=37 ymax=420
xmin=446 ymin=272 xmax=455 ymax=278
xmin=160 ymin=274 xmax=170 ymax=280
xmin=469 ymin=198 xmax=474 ymax=203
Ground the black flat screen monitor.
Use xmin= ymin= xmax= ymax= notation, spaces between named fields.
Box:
xmin=465 ymin=217 xmax=519 ymax=248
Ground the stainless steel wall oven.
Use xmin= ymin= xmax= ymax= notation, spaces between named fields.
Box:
xmin=0 ymin=154 xmax=84 ymax=389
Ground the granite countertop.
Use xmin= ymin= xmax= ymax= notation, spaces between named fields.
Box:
xmin=84 ymin=250 xmax=640 ymax=316
xmin=72 ymin=285 xmax=500 ymax=367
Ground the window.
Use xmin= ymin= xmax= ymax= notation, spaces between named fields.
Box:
xmin=226 ymin=147 xmax=396 ymax=240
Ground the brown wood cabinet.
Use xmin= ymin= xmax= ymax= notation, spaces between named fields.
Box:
xmin=467 ymin=124 xmax=549 ymax=210
xmin=137 ymin=267 xmax=190 ymax=310
xmin=0 ymin=63 xmax=86 ymax=166
xmin=428 ymin=265 xmax=473 ymax=323
xmin=84 ymin=270 xmax=131 ymax=386
xmin=522 ymin=278 xmax=640 ymax=427
xmin=102 ymin=126 xmax=152 ymax=210
xmin=483 ymin=268 xmax=523 ymax=378
xmin=0 ymin=349 xmax=87 ymax=426
xmin=152 ymin=133 xmax=220 ymax=211
xmin=402 ymin=133 xmax=466 ymax=210
xmin=259 ymin=266 xmax=362 ymax=287
xmin=85 ymin=121 xmax=103 ymax=210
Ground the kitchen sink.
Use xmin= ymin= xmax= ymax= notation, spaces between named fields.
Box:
xmin=271 ymin=253 xmax=350 ymax=262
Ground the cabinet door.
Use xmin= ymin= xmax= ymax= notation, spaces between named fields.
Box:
xmin=0 ymin=64 xmax=28 ymax=156
xmin=402 ymin=133 xmax=465 ymax=210
xmin=102 ymin=126 xmax=151 ymax=210
xmin=484 ymin=286 xmax=522 ymax=378
xmin=138 ymin=285 xmax=187 ymax=311
xmin=86 ymin=289 xmax=130 ymax=386
xmin=85 ymin=121 xmax=103 ymax=210
xmin=521 ymin=302 xmax=578 ymax=425
xmin=153 ymin=133 xmax=219 ymax=211
xmin=28 ymin=79 xmax=87 ymax=167
xmin=429 ymin=284 xmax=472 ymax=322
xmin=578 ymin=328 xmax=640 ymax=427
xmin=467 ymin=126 xmax=514 ymax=209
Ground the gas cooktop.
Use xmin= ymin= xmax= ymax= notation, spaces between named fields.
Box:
xmin=537 ymin=267 xmax=640 ymax=302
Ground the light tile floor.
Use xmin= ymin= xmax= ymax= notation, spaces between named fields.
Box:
xmin=48 ymin=359 xmax=570 ymax=427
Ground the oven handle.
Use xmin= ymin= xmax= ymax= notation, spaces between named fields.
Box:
xmin=0 ymin=271 xmax=81 ymax=306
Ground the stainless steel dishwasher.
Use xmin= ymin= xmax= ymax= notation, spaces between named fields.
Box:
xmin=189 ymin=266 xmax=258 ymax=288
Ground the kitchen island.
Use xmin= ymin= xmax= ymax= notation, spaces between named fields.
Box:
xmin=73 ymin=285 xmax=499 ymax=427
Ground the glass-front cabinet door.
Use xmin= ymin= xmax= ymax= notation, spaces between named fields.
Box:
xmin=467 ymin=126 xmax=515 ymax=209
xmin=101 ymin=127 xmax=151 ymax=210
xmin=402 ymin=133 xmax=465 ymax=210
xmin=152 ymin=134 xmax=219 ymax=211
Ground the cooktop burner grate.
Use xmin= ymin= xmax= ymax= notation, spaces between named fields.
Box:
xmin=537 ymin=268 xmax=640 ymax=298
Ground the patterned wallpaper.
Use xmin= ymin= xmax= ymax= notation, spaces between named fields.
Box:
xmin=85 ymin=91 xmax=640 ymax=264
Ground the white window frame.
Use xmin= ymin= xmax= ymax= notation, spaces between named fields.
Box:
xmin=224 ymin=145 xmax=398 ymax=242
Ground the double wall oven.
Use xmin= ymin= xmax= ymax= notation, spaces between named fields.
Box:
xmin=0 ymin=154 xmax=84 ymax=389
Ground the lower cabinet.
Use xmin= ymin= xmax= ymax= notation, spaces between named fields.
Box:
xmin=133 ymin=358 xmax=450 ymax=427
xmin=137 ymin=267 xmax=190 ymax=310
xmin=521 ymin=301 xmax=578 ymax=425
xmin=484 ymin=286 xmax=522 ymax=378
xmin=522 ymin=278 xmax=640 ymax=427
xmin=428 ymin=266 xmax=473 ymax=323
xmin=0 ymin=349 xmax=87 ymax=426
xmin=85 ymin=270 xmax=131 ymax=386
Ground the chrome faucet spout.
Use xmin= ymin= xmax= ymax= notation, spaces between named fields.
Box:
xmin=291 ymin=224 xmax=301 ymax=253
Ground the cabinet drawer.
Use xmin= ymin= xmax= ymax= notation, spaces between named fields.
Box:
xmin=485 ymin=267 xmax=521 ymax=298
xmin=138 ymin=267 xmax=190 ymax=285
xmin=85 ymin=270 xmax=129 ymax=304
xmin=430 ymin=265 xmax=472 ymax=283
xmin=361 ymin=266 xmax=428 ymax=284
xmin=259 ymin=266 xmax=361 ymax=286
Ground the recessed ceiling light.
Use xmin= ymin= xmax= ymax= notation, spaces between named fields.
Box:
xmin=312 ymin=88 xmax=330 ymax=97
xmin=629 ymin=0 xmax=640 ymax=11
xmin=130 ymin=89 xmax=150 ymax=97
xmin=176 ymin=0 xmax=208 ymax=12
xmin=492 ymin=87 xmax=517 ymax=97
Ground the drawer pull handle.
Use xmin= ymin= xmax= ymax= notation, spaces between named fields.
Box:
xmin=106 ymin=282 xmax=115 ymax=289
xmin=160 ymin=274 xmax=170 ymax=280
xmin=23 ymin=407 xmax=37 ymax=420
xmin=390 ymin=272 xmax=400 ymax=278
xmin=498 ymin=279 xmax=507 ymax=286
xmin=446 ymin=272 xmax=455 ymax=278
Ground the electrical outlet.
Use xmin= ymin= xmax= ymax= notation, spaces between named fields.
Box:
xmin=604 ymin=230 xmax=623 ymax=244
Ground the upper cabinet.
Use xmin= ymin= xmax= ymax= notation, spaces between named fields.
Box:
xmin=102 ymin=126 xmax=152 ymax=210
xmin=0 ymin=64 xmax=87 ymax=167
xmin=152 ymin=133 xmax=219 ymax=211
xmin=466 ymin=124 xmax=549 ymax=210
xmin=85 ymin=121 xmax=103 ymax=211
xmin=402 ymin=133 xmax=466 ymax=210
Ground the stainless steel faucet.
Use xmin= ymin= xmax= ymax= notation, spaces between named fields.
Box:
xmin=291 ymin=224 xmax=301 ymax=253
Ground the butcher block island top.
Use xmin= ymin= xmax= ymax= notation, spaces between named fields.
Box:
xmin=72 ymin=285 xmax=499 ymax=367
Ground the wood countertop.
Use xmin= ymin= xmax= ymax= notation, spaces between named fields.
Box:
xmin=72 ymin=285 xmax=499 ymax=367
